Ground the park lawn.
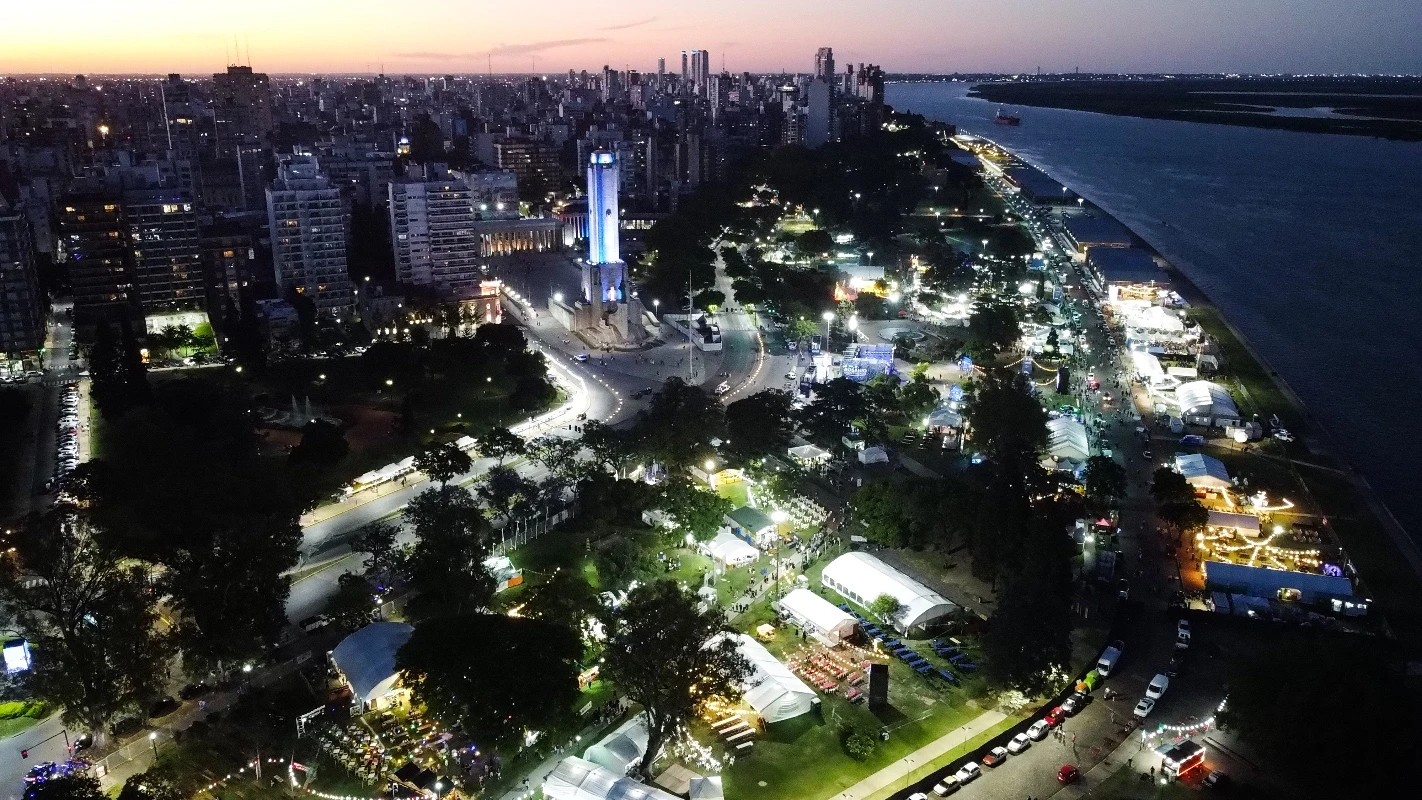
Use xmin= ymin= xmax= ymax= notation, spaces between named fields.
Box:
xmin=712 ymin=584 xmax=1002 ymax=800
xmin=716 ymin=481 xmax=751 ymax=508
xmin=0 ymin=716 xmax=39 ymax=741
xmin=776 ymin=217 xmax=819 ymax=236
xmin=1185 ymin=306 xmax=1299 ymax=428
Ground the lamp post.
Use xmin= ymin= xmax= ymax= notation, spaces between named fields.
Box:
xmin=822 ymin=310 xmax=834 ymax=352
xmin=148 ymin=731 xmax=158 ymax=760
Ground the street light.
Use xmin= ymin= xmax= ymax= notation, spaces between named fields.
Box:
xmin=149 ymin=731 xmax=158 ymax=760
xmin=553 ymin=292 xmax=563 ymax=303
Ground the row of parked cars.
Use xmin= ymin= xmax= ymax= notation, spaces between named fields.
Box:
xmin=911 ymin=685 xmax=1095 ymax=798
xmin=53 ymin=383 xmax=81 ymax=481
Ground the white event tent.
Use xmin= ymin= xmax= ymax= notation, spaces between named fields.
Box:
xmin=543 ymin=756 xmax=680 ymax=800
xmin=1046 ymin=417 xmax=1090 ymax=462
xmin=778 ymin=588 xmax=857 ymax=644
xmin=1176 ymin=453 xmax=1232 ymax=491
xmin=1175 ymin=381 xmax=1241 ymax=427
xmin=703 ymin=530 xmax=759 ymax=567
xmin=820 ymin=552 xmax=956 ymax=633
xmin=725 ymin=633 xmax=817 ymax=723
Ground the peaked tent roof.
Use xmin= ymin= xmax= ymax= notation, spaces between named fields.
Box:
xmin=543 ymin=756 xmax=681 ymax=800
xmin=820 ymin=552 xmax=956 ymax=630
xmin=330 ymin=622 xmax=414 ymax=706
xmin=1046 ymin=416 xmax=1090 ymax=461
xmin=727 ymin=506 xmax=775 ymax=533
xmin=1175 ymin=381 xmax=1240 ymax=419
xmin=726 ymin=633 xmax=817 ymax=723
xmin=1176 ymin=453 xmax=1231 ymax=489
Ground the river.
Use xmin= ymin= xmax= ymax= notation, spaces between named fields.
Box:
xmin=887 ymin=81 xmax=1422 ymax=542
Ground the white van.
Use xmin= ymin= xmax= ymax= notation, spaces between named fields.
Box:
xmin=1146 ymin=673 xmax=1169 ymax=700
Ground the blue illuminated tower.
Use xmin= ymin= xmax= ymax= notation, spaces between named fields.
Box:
xmin=584 ymin=150 xmax=625 ymax=304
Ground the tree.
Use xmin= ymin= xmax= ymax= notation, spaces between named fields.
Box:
xmin=288 ymin=420 xmax=348 ymax=467
xmin=602 ymin=581 xmax=750 ymax=776
xmin=476 ymin=464 xmax=537 ymax=520
xmin=1082 ymin=455 xmax=1127 ymax=511
xmin=414 ymin=441 xmax=473 ymax=486
xmin=982 ymin=523 xmax=1074 ymax=693
xmin=0 ymin=507 xmax=172 ymax=740
xmin=967 ymin=298 xmax=1022 ymax=354
xmin=353 ymin=521 xmax=401 ymax=583
xmin=1150 ymin=466 xmax=1195 ymax=505
xmin=118 ymin=769 xmax=184 ymax=800
xmin=693 ymin=289 xmax=726 ymax=311
xmin=788 ymin=317 xmax=820 ymax=343
xmin=478 ymin=426 xmax=527 ymax=465
xmin=1157 ymin=498 xmax=1210 ymax=532
xmin=326 ymin=572 xmax=377 ymax=631
xmin=89 ymin=321 xmax=148 ymax=421
xmin=659 ymin=479 xmax=734 ymax=541
xmin=726 ymin=390 xmax=795 ymax=458
xmin=403 ymin=486 xmax=495 ymax=614
xmin=524 ymin=569 xmax=599 ymax=632
xmin=797 ymin=229 xmax=834 ymax=258
xmin=398 ymin=614 xmax=582 ymax=748
xmin=869 ymin=593 xmax=906 ymax=625
xmin=637 ymin=378 xmax=725 ymax=472
xmin=529 ymin=435 xmax=586 ymax=484
xmin=965 ymin=372 xmax=1047 ymax=463
xmin=795 ymin=377 xmax=868 ymax=443
xmin=24 ymin=773 xmax=105 ymax=799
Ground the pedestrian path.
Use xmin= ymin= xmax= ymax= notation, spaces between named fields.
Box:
xmin=832 ymin=710 xmax=1008 ymax=800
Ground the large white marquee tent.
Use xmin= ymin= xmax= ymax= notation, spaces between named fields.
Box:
xmin=820 ymin=552 xmax=956 ymax=633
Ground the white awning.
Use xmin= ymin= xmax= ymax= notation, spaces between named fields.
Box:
xmin=1046 ymin=416 xmax=1090 ymax=461
xmin=1176 ymin=453 xmax=1231 ymax=490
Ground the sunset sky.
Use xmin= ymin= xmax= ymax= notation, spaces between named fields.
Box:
xmin=4 ymin=0 xmax=1420 ymax=76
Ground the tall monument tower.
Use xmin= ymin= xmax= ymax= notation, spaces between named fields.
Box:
xmin=583 ymin=150 xmax=625 ymax=305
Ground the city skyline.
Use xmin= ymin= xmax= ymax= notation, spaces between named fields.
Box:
xmin=5 ymin=0 xmax=1422 ymax=76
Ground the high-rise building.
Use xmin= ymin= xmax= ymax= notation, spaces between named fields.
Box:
xmin=59 ymin=194 xmax=137 ymax=330
xmin=213 ymin=66 xmax=274 ymax=158
xmin=389 ymin=167 xmax=481 ymax=294
xmin=160 ymin=74 xmax=201 ymax=163
xmin=0 ymin=196 xmax=44 ymax=361
xmin=493 ymin=140 xmax=560 ymax=194
xmin=583 ymin=150 xmax=624 ymax=304
xmin=681 ymin=51 xmax=689 ymax=83
xmin=689 ymin=51 xmax=702 ymax=94
xmin=815 ymin=48 xmax=836 ymax=83
xmin=266 ymin=153 xmax=353 ymax=317
xmin=123 ymin=188 xmax=204 ymax=313
xmin=805 ymin=79 xmax=832 ymax=148
xmin=699 ymin=49 xmax=711 ymax=94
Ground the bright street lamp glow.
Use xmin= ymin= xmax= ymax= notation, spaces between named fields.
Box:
xmin=553 ymin=292 xmax=563 ymax=303
xmin=704 ymin=460 xmax=715 ymax=472
xmin=822 ymin=311 xmax=834 ymax=321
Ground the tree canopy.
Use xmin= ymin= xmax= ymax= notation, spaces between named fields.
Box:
xmin=415 ymin=441 xmax=473 ymax=485
xmin=601 ymin=581 xmax=749 ymax=776
xmin=965 ymin=372 xmax=1047 ymax=463
xmin=399 ymin=614 xmax=583 ymax=748
xmin=725 ymin=389 xmax=795 ymax=458
xmin=403 ymin=485 xmax=495 ymax=614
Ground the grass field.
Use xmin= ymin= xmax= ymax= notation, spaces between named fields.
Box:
xmin=0 ymin=716 xmax=40 ymax=741
xmin=1186 ymin=306 xmax=1298 ymax=428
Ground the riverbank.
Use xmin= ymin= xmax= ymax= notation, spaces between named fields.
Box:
xmin=977 ymin=135 xmax=1422 ymax=650
xmin=965 ymin=78 xmax=1422 ymax=142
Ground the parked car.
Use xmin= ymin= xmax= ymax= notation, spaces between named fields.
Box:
xmin=1027 ymin=719 xmax=1051 ymax=740
xmin=1057 ymin=764 xmax=1080 ymax=784
xmin=1133 ymin=697 xmax=1156 ymax=718
xmin=1204 ymin=770 xmax=1230 ymax=788
xmin=953 ymin=762 xmax=981 ymax=784
xmin=1006 ymin=733 xmax=1031 ymax=753
xmin=1177 ymin=619 xmax=1191 ymax=637
xmin=1062 ymin=691 xmax=1089 ymax=716
xmin=1044 ymin=706 xmax=1067 ymax=727
xmin=1146 ymin=673 xmax=1170 ymax=700
xmin=982 ymin=746 xmax=1009 ymax=767
xmin=1168 ymin=653 xmax=1186 ymax=677
xmin=910 ymin=793 xmax=931 ymax=800
xmin=715 ymin=381 xmax=730 ymax=395
xmin=930 ymin=776 xmax=957 ymax=796
xmin=574 ymin=353 xmax=590 ymax=362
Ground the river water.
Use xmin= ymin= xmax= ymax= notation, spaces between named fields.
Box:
xmin=887 ymin=81 xmax=1422 ymax=541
